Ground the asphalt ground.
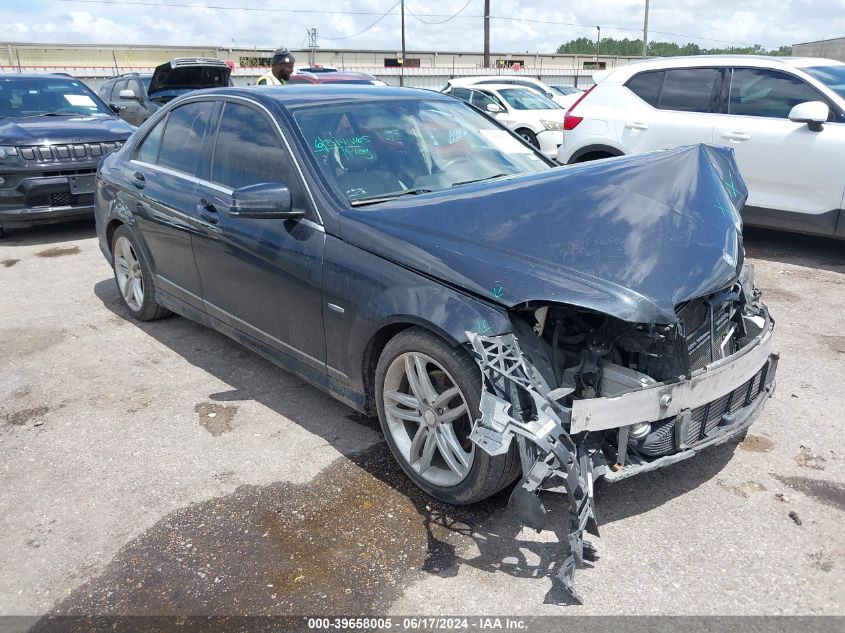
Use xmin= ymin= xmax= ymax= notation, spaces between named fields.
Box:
xmin=0 ymin=221 xmax=843 ymax=619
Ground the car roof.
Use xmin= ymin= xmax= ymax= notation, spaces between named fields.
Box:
xmin=461 ymin=83 xmax=541 ymax=93
xmin=0 ymin=73 xmax=86 ymax=80
xmin=180 ymin=84 xmax=453 ymax=109
xmin=449 ymin=75 xmax=545 ymax=85
xmin=601 ymin=55 xmax=845 ymax=83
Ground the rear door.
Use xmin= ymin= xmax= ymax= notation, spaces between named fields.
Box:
xmin=620 ymin=67 xmax=721 ymax=154
xmin=713 ymin=66 xmax=845 ymax=235
xmin=127 ymin=100 xmax=217 ymax=308
xmin=191 ymin=98 xmax=327 ymax=367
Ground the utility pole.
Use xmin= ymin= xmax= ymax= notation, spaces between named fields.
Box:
xmin=595 ymin=26 xmax=601 ymax=67
xmin=483 ymin=0 xmax=490 ymax=68
xmin=400 ymin=0 xmax=406 ymax=86
xmin=306 ymin=28 xmax=319 ymax=67
xmin=642 ymin=0 xmax=650 ymax=58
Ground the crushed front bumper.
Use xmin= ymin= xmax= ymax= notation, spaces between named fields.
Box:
xmin=465 ymin=309 xmax=777 ymax=602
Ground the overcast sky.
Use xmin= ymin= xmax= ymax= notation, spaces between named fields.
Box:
xmin=3 ymin=0 xmax=844 ymax=53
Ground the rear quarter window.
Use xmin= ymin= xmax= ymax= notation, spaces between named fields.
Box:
xmin=626 ymin=70 xmax=665 ymax=106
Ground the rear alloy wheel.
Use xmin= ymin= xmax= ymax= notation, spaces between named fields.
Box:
xmin=375 ymin=328 xmax=521 ymax=504
xmin=111 ymin=226 xmax=169 ymax=321
xmin=516 ymin=128 xmax=539 ymax=149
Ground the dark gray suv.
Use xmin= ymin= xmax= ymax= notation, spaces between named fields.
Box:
xmin=98 ymin=58 xmax=232 ymax=126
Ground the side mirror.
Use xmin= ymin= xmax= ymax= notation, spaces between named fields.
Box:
xmin=789 ymin=100 xmax=828 ymax=132
xmin=229 ymin=182 xmax=304 ymax=219
xmin=109 ymin=104 xmax=121 ymax=113
xmin=118 ymin=89 xmax=138 ymax=100
xmin=486 ymin=103 xmax=503 ymax=113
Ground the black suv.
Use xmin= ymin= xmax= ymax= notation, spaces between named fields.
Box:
xmin=0 ymin=74 xmax=134 ymax=235
xmin=99 ymin=58 xmax=232 ymax=126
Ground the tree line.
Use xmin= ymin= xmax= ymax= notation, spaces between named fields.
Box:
xmin=556 ymin=37 xmax=791 ymax=57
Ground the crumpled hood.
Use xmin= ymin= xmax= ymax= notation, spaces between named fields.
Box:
xmin=339 ymin=144 xmax=748 ymax=324
xmin=0 ymin=116 xmax=134 ymax=145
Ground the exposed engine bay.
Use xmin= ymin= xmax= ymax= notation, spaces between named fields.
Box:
xmin=465 ymin=263 xmax=778 ymax=603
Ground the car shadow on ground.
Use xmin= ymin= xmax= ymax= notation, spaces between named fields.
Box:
xmin=743 ymin=227 xmax=845 ymax=274
xmin=0 ymin=219 xmax=96 ymax=247
xmin=81 ymin=277 xmax=744 ymax=612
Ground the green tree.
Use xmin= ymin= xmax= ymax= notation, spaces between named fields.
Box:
xmin=557 ymin=36 xmax=790 ymax=57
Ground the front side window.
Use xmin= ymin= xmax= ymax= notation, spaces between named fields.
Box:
xmin=450 ymin=87 xmax=473 ymax=102
xmin=156 ymin=101 xmax=216 ymax=177
xmin=210 ymin=102 xmax=310 ymax=212
xmin=470 ymin=90 xmax=501 ymax=110
xmin=658 ymin=68 xmax=720 ymax=113
xmin=292 ymin=97 xmax=550 ymax=204
xmin=729 ymin=68 xmax=828 ymax=118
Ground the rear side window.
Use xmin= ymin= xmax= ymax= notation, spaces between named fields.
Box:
xmin=658 ymin=68 xmax=720 ymax=113
xmin=451 ymin=87 xmax=473 ymax=102
xmin=156 ymin=101 xmax=216 ymax=177
xmin=626 ymin=70 xmax=665 ymax=106
xmin=134 ymin=118 xmax=165 ymax=164
xmin=729 ymin=68 xmax=826 ymax=118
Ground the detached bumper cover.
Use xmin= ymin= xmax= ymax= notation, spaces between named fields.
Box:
xmin=465 ymin=312 xmax=777 ymax=602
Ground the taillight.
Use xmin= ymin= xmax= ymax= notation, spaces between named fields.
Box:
xmin=563 ymin=115 xmax=583 ymax=130
xmin=562 ymin=84 xmax=597 ymax=131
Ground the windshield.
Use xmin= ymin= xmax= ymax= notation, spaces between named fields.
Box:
xmin=141 ymin=76 xmax=152 ymax=94
xmin=804 ymin=65 xmax=845 ymax=100
xmin=497 ymin=88 xmax=561 ymax=110
xmin=0 ymin=77 xmax=112 ymax=118
xmin=292 ymin=97 xmax=551 ymax=204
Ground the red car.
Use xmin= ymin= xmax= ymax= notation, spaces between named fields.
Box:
xmin=286 ymin=70 xmax=386 ymax=86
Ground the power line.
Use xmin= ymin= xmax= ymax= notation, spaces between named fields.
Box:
xmin=406 ymin=0 xmax=473 ymax=25
xmin=320 ymin=0 xmax=402 ymax=41
xmin=51 ymin=0 xmax=759 ymax=48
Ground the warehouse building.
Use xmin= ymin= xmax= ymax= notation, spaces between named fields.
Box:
xmin=0 ymin=41 xmax=639 ymax=89
xmin=792 ymin=37 xmax=845 ymax=62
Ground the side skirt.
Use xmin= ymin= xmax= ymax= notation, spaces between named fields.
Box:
xmin=155 ymin=290 xmax=369 ymax=414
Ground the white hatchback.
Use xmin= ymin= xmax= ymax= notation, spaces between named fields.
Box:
xmin=449 ymin=84 xmax=565 ymax=159
xmin=556 ymin=55 xmax=845 ymax=238
xmin=441 ymin=75 xmax=581 ymax=108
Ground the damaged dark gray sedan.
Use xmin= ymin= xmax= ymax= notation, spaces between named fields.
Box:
xmin=94 ymin=86 xmax=777 ymax=602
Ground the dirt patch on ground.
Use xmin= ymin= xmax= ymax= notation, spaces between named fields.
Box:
xmin=822 ymin=336 xmax=845 ymax=355
xmin=771 ymin=474 xmax=845 ymax=513
xmin=4 ymin=405 xmax=50 ymax=426
xmin=195 ymin=402 xmax=238 ymax=436
xmin=795 ymin=446 xmax=827 ymax=471
xmin=1 ymin=258 xmax=20 ymax=267
xmin=40 ymin=444 xmax=502 ymax=616
xmin=36 ymin=245 xmax=80 ymax=258
xmin=717 ymin=479 xmax=766 ymax=498
xmin=739 ymin=434 xmax=775 ymax=453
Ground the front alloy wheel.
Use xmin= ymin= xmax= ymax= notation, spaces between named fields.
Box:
xmin=382 ymin=351 xmax=474 ymax=487
xmin=375 ymin=328 xmax=521 ymax=505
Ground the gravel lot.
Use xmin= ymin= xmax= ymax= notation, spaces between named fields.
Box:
xmin=1 ymin=221 xmax=843 ymax=617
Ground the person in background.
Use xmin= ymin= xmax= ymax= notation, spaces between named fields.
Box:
xmin=256 ymin=49 xmax=295 ymax=86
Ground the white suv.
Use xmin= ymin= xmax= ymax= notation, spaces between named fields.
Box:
xmin=556 ymin=55 xmax=845 ymax=238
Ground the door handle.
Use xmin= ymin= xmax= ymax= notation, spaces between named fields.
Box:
xmin=722 ymin=131 xmax=751 ymax=142
xmin=132 ymin=171 xmax=146 ymax=189
xmin=625 ymin=121 xmax=649 ymax=130
xmin=197 ymin=199 xmax=219 ymax=225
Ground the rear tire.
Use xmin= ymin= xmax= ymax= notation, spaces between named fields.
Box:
xmin=375 ymin=327 xmax=521 ymax=505
xmin=111 ymin=226 xmax=169 ymax=321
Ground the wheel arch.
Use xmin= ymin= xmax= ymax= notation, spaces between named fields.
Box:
xmin=568 ymin=143 xmax=625 ymax=164
xmin=105 ymin=218 xmax=125 ymax=254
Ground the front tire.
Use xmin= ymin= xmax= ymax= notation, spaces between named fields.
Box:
xmin=516 ymin=128 xmax=539 ymax=149
xmin=111 ymin=226 xmax=169 ymax=321
xmin=375 ymin=327 xmax=520 ymax=505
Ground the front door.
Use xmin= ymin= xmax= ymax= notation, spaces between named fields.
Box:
xmin=713 ymin=67 xmax=845 ymax=235
xmin=191 ymin=99 xmax=327 ymax=368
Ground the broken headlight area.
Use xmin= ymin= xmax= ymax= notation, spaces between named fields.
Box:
xmin=465 ymin=269 xmax=777 ymax=602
